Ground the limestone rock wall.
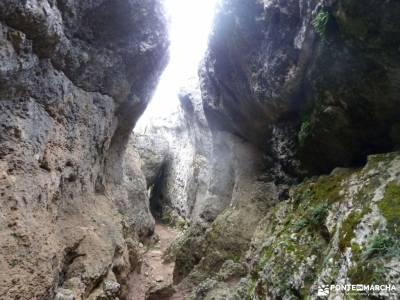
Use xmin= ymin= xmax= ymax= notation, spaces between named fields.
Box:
xmin=200 ymin=0 xmax=400 ymax=174
xmin=199 ymin=0 xmax=316 ymax=148
xmin=0 ymin=1 xmax=168 ymax=299
xmin=240 ymin=152 xmax=400 ymax=299
xmin=185 ymin=152 xmax=400 ymax=299
xmin=131 ymin=80 xmax=268 ymax=228
xmin=167 ymin=0 xmax=400 ymax=298
xmin=132 ymin=80 xmax=213 ymax=222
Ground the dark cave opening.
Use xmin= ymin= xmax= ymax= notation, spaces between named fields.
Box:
xmin=149 ymin=163 xmax=168 ymax=220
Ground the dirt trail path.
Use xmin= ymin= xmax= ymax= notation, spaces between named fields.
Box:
xmin=128 ymin=222 xmax=181 ymax=300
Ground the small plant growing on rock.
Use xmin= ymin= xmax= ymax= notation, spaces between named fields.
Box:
xmin=348 ymin=231 xmax=399 ymax=284
xmin=298 ymin=118 xmax=311 ymax=146
xmin=293 ymin=219 xmax=308 ymax=232
xmin=292 ymin=205 xmax=329 ymax=229
xmin=312 ymin=10 xmax=330 ymax=39
xmin=372 ymin=266 xmax=388 ymax=283
xmin=363 ymin=233 xmax=395 ymax=259
xmin=309 ymin=204 xmax=329 ymax=226
xmin=8 ymin=259 xmax=18 ymax=268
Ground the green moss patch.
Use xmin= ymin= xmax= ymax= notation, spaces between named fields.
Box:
xmin=242 ymin=153 xmax=400 ymax=298
xmin=348 ymin=264 xmax=375 ymax=284
xmin=161 ymin=209 xmax=188 ymax=231
xmin=363 ymin=152 xmax=399 ymax=174
xmin=339 ymin=206 xmax=370 ymax=252
xmin=378 ymin=181 xmax=400 ymax=235
xmin=295 ymin=169 xmax=353 ymax=207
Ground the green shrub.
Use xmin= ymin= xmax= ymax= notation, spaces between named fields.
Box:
xmin=292 ymin=205 xmax=329 ymax=236
xmin=293 ymin=219 xmax=308 ymax=232
xmin=312 ymin=10 xmax=330 ymax=39
xmin=309 ymin=204 xmax=329 ymax=226
xmin=363 ymin=234 xmax=394 ymax=259
xmin=298 ymin=119 xmax=311 ymax=146
xmin=161 ymin=209 xmax=188 ymax=230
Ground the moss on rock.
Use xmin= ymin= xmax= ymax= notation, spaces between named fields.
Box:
xmin=378 ymin=181 xmax=400 ymax=235
xmin=295 ymin=168 xmax=353 ymax=206
xmin=176 ymin=153 xmax=400 ymax=299
xmin=242 ymin=153 xmax=400 ymax=299
xmin=339 ymin=208 xmax=368 ymax=252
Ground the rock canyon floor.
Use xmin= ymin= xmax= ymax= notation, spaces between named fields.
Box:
xmin=128 ymin=223 xmax=181 ymax=300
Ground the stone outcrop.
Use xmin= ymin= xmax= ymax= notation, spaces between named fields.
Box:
xmin=132 ymin=79 xmax=213 ymax=223
xmin=0 ymin=0 xmax=168 ymax=299
xmin=188 ymin=152 xmax=400 ymax=299
xmin=200 ymin=0 xmax=400 ymax=174
xmin=166 ymin=0 xmax=400 ymax=298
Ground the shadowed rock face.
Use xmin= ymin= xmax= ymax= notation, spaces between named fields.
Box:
xmin=200 ymin=0 xmax=400 ymax=174
xmin=200 ymin=0 xmax=314 ymax=145
xmin=166 ymin=0 xmax=400 ymax=298
xmin=131 ymin=80 xmax=214 ymax=223
xmin=0 ymin=0 xmax=168 ymax=299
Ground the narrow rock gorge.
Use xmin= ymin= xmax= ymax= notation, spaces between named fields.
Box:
xmin=0 ymin=0 xmax=168 ymax=298
xmin=1 ymin=0 xmax=399 ymax=299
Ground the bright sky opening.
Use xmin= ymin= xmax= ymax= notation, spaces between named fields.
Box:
xmin=135 ymin=0 xmax=219 ymax=129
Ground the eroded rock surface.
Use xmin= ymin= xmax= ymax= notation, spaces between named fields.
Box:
xmin=0 ymin=0 xmax=168 ymax=298
xmin=165 ymin=0 xmax=400 ymax=298
xmin=198 ymin=152 xmax=400 ymax=299
xmin=132 ymin=79 xmax=213 ymax=223
xmin=200 ymin=0 xmax=400 ymax=174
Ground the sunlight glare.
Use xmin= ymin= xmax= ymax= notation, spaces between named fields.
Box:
xmin=135 ymin=0 xmax=219 ymax=129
